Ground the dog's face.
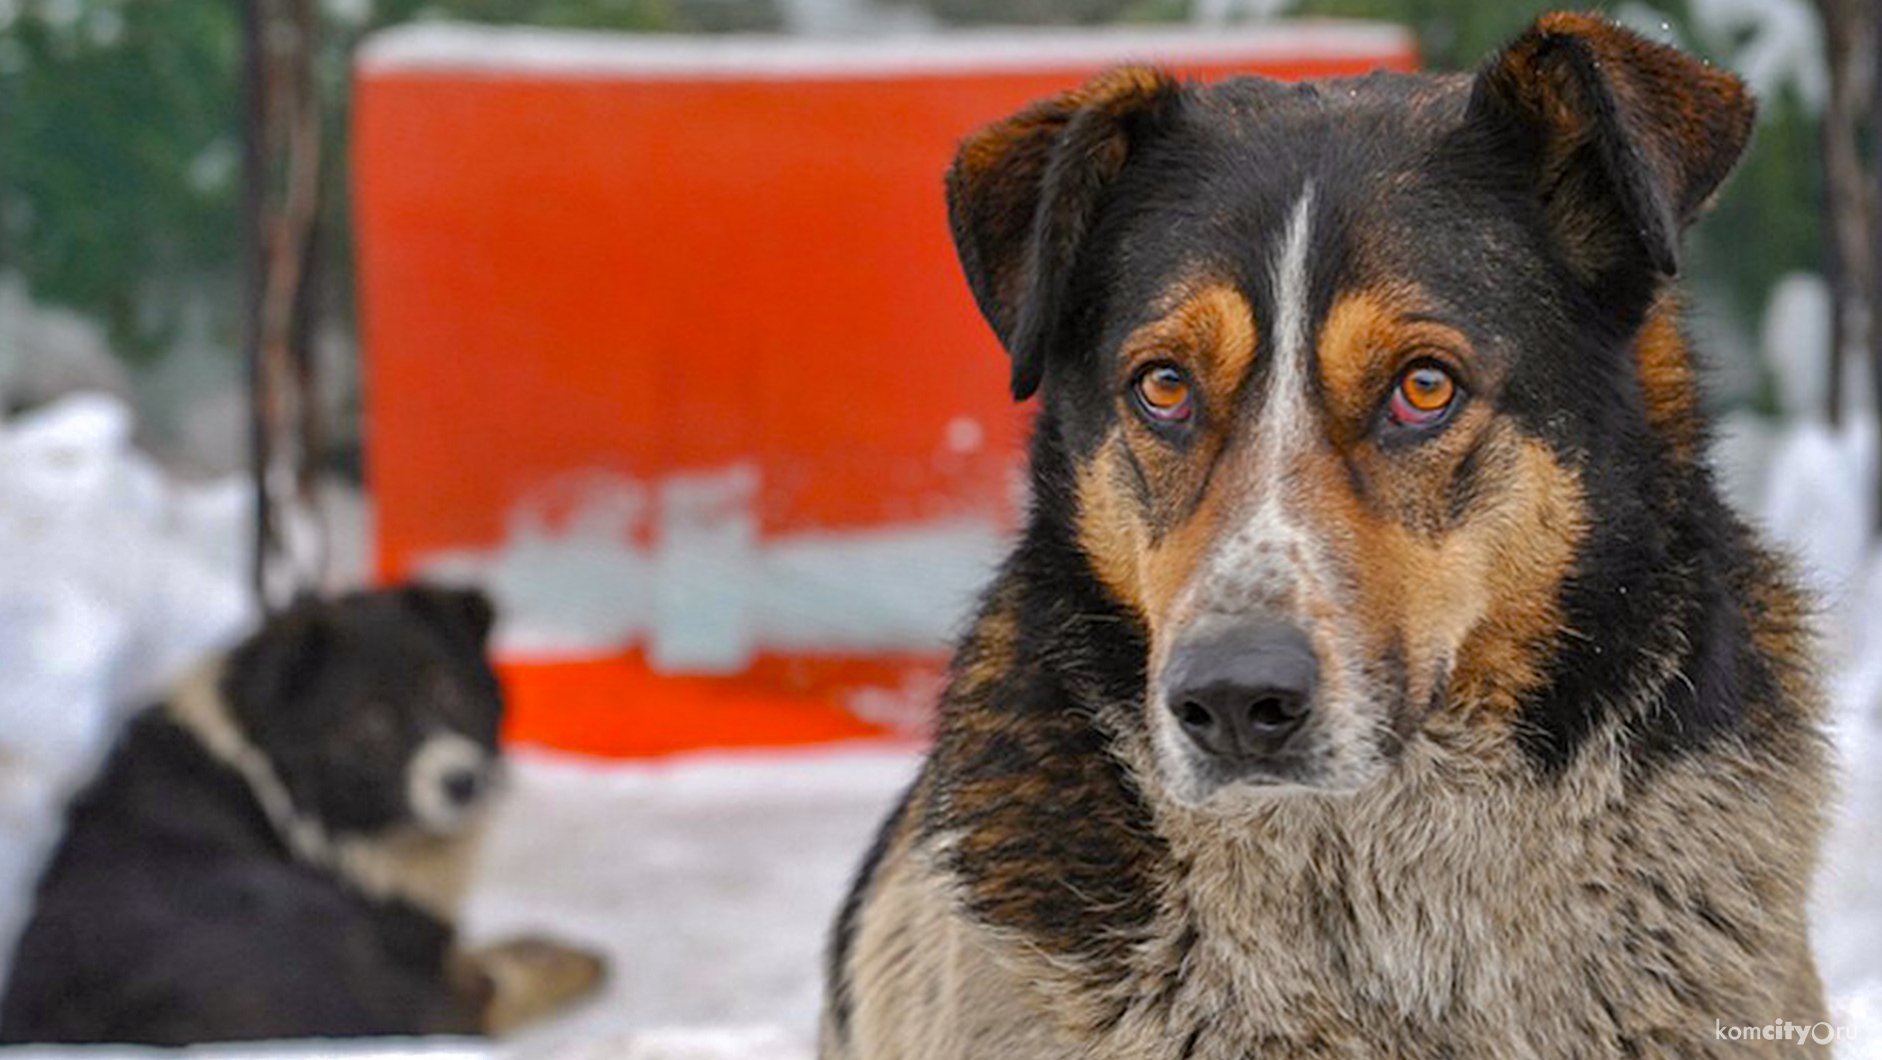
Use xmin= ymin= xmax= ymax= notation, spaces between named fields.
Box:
xmin=223 ymin=585 xmax=505 ymax=837
xmin=949 ymin=16 xmax=1751 ymax=805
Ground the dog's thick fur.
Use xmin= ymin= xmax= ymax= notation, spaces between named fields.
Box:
xmin=1 ymin=585 xmax=605 ymax=1045
xmin=821 ymin=14 xmax=1831 ymax=1059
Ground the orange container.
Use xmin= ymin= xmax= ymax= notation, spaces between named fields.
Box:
xmin=352 ymin=23 xmax=1417 ymax=756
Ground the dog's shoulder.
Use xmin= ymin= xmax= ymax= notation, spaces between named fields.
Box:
xmin=49 ymin=700 xmax=281 ymax=870
xmin=823 ymin=564 xmax=1176 ymax=1055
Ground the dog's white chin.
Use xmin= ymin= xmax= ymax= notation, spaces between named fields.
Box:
xmin=1159 ymin=760 xmax=1369 ymax=811
xmin=1150 ymin=718 xmax=1389 ymax=811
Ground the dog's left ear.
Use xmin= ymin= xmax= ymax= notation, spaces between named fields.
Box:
xmin=225 ymin=595 xmax=335 ymax=713
xmin=403 ymin=583 xmax=498 ymax=650
xmin=1464 ymin=12 xmax=1754 ymax=283
xmin=947 ymin=67 xmax=1179 ymax=400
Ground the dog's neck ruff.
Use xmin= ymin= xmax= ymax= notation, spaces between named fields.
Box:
xmin=166 ymin=661 xmax=334 ymax=870
xmin=1091 ymin=723 xmax=1633 ymax=1028
xmin=165 ymin=661 xmax=480 ymax=922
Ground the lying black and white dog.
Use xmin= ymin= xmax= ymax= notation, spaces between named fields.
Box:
xmin=1 ymin=584 xmax=605 ymax=1045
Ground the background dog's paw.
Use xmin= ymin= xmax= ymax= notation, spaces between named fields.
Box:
xmin=469 ymin=934 xmax=610 ymax=1036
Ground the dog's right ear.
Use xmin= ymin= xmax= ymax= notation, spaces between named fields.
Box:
xmin=1463 ymin=13 xmax=1754 ymax=288
xmin=947 ymin=67 xmax=1179 ymax=401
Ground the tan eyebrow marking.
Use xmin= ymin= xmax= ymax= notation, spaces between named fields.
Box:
xmin=1116 ymin=280 xmax=1258 ymax=405
xmin=1317 ymin=284 xmax=1472 ymax=435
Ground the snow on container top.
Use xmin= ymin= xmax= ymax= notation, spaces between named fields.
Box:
xmin=350 ymin=20 xmax=1418 ymax=756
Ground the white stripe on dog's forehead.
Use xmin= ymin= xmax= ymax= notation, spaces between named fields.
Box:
xmin=1257 ymin=185 xmax=1315 ymax=488
xmin=1171 ymin=185 xmax=1323 ymax=623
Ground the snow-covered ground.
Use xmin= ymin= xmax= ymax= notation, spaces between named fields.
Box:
xmin=465 ymin=746 xmax=917 ymax=1059
xmin=1 ymin=350 xmax=1880 ymax=1056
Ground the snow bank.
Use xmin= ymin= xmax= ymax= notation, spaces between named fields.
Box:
xmin=0 ymin=1028 xmax=812 ymax=1060
xmin=463 ymin=747 xmax=913 ymax=1044
xmin=0 ymin=394 xmax=254 ymax=981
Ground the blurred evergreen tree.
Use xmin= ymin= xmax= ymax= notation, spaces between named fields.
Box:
xmin=0 ymin=0 xmax=690 ymax=364
xmin=0 ymin=0 xmax=243 ymax=360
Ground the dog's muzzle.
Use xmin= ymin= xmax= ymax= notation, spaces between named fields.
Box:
xmin=408 ymin=731 xmax=500 ymax=834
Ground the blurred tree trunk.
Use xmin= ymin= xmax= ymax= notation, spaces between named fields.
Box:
xmin=1874 ymin=1 xmax=1882 ymax=459
xmin=242 ymin=0 xmax=328 ymax=611
xmin=1820 ymin=0 xmax=1876 ymax=429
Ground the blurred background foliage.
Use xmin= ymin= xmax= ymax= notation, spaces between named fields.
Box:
xmin=0 ymin=0 xmax=245 ymax=362
xmin=0 ymin=0 xmax=1827 ymax=404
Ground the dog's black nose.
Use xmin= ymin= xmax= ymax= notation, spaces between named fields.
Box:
xmin=1163 ymin=623 xmax=1317 ymax=761
xmin=443 ymin=766 xmax=482 ymax=807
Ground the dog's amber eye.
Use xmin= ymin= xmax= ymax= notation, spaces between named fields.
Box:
xmin=1133 ymin=363 xmax=1194 ymax=423
xmin=1388 ymin=362 xmax=1457 ymax=427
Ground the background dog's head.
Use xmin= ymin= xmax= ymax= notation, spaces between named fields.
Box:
xmin=220 ymin=584 xmax=505 ymax=838
xmin=949 ymin=14 xmax=1754 ymax=806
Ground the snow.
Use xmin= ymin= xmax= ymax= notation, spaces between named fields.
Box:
xmin=1758 ymin=418 xmax=1877 ymax=606
xmin=355 ymin=21 xmax=1415 ymax=81
xmin=0 ymin=1027 xmax=812 ymax=1060
xmin=0 ymin=372 xmax=1880 ymax=1056
xmin=464 ymin=746 xmax=915 ymax=1057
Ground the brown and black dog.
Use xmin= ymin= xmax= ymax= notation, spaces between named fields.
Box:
xmin=822 ymin=12 xmax=1831 ymax=1059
